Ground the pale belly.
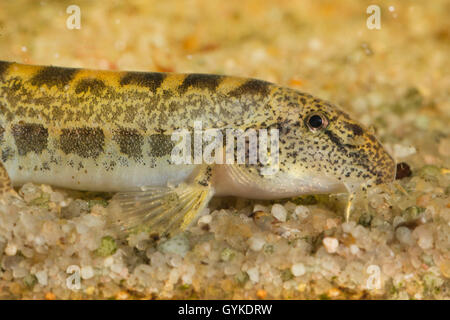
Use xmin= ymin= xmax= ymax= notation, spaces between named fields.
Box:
xmin=213 ymin=165 xmax=348 ymax=199
xmin=7 ymin=157 xmax=198 ymax=192
xmin=7 ymin=157 xmax=347 ymax=198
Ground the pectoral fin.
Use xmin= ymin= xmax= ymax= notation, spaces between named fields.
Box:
xmin=0 ymin=162 xmax=21 ymax=200
xmin=109 ymin=166 xmax=214 ymax=237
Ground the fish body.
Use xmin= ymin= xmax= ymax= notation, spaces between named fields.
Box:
xmin=0 ymin=60 xmax=396 ymax=235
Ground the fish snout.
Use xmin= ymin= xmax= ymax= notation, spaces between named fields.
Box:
xmin=347 ymin=123 xmax=397 ymax=186
xmin=373 ymin=148 xmax=397 ymax=185
xmin=343 ymin=129 xmax=397 ymax=187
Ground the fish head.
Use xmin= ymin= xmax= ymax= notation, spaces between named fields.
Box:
xmin=268 ymin=87 xmax=396 ymax=194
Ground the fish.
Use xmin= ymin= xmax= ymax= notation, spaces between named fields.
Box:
xmin=0 ymin=60 xmax=396 ymax=236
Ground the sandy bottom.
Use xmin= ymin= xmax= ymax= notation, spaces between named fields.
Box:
xmin=0 ymin=0 xmax=448 ymax=299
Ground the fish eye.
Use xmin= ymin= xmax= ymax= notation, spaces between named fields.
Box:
xmin=306 ymin=113 xmax=328 ymax=132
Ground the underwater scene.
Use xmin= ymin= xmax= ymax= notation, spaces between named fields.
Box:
xmin=0 ymin=0 xmax=448 ymax=301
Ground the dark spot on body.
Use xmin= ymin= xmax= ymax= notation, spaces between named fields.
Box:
xmin=178 ymin=74 xmax=223 ymax=94
xmin=42 ymin=162 xmax=50 ymax=171
xmin=1 ymin=147 xmax=14 ymax=162
xmin=0 ymin=61 xmax=11 ymax=80
xmin=75 ymin=79 xmax=107 ymax=95
xmin=161 ymin=89 xmax=172 ymax=100
xmin=324 ymin=129 xmax=358 ymax=152
xmin=30 ymin=66 xmax=78 ymax=88
xmin=120 ymin=72 xmax=166 ymax=92
xmin=324 ymin=129 xmax=347 ymax=154
xmin=198 ymin=180 xmax=208 ymax=187
xmin=60 ymin=127 xmax=105 ymax=158
xmin=103 ymin=160 xmax=116 ymax=171
xmin=367 ymin=134 xmax=377 ymax=143
xmin=344 ymin=122 xmax=364 ymax=136
xmin=228 ymin=79 xmax=272 ymax=98
xmin=113 ymin=128 xmax=144 ymax=161
xmin=149 ymin=134 xmax=174 ymax=157
xmin=11 ymin=123 xmax=48 ymax=156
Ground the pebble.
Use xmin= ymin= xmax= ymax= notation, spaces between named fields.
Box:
xmin=294 ymin=206 xmax=309 ymax=219
xmin=75 ymin=223 xmax=89 ymax=235
xmin=81 ymin=266 xmax=94 ymax=280
xmin=4 ymin=243 xmax=17 ymax=256
xmin=116 ymin=291 xmax=129 ymax=300
xmin=111 ymin=263 xmax=124 ymax=275
xmin=396 ymin=227 xmax=414 ymax=246
xmin=12 ymin=267 xmax=27 ymax=278
xmin=168 ymin=255 xmax=182 ymax=268
xmin=50 ymin=191 xmax=64 ymax=203
xmin=224 ymin=264 xmax=239 ymax=276
xmin=20 ymin=183 xmax=41 ymax=202
xmin=82 ymin=214 xmax=103 ymax=228
xmin=149 ymin=251 xmax=165 ymax=267
xmin=413 ymin=225 xmax=434 ymax=249
xmin=63 ymin=199 xmax=89 ymax=219
xmin=248 ymin=237 xmax=265 ymax=251
xmin=291 ymin=263 xmax=306 ymax=276
xmin=341 ymin=222 xmax=355 ymax=234
xmin=323 ymin=237 xmax=339 ymax=253
xmin=35 ymin=270 xmax=48 ymax=286
xmin=181 ymin=264 xmax=196 ymax=284
xmin=247 ymin=267 xmax=259 ymax=283
xmin=256 ymin=289 xmax=267 ymax=299
xmin=350 ymin=245 xmax=360 ymax=255
xmin=103 ymin=256 xmax=114 ymax=267
xmin=253 ymin=204 xmax=269 ymax=213
xmin=45 ymin=292 xmax=55 ymax=300
xmin=271 ymin=204 xmax=287 ymax=222
xmin=393 ymin=144 xmax=416 ymax=158
xmin=158 ymin=234 xmax=190 ymax=257
xmin=328 ymin=287 xmax=341 ymax=297
xmin=198 ymin=214 xmax=212 ymax=226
